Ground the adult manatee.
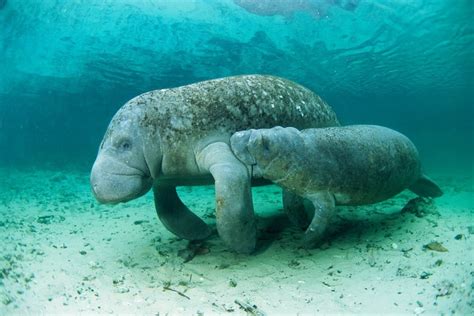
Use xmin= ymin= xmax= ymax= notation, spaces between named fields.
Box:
xmin=90 ymin=75 xmax=339 ymax=253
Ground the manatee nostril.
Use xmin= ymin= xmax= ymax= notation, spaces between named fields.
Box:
xmin=261 ymin=136 xmax=270 ymax=151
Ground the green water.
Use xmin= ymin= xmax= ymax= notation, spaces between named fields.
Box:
xmin=0 ymin=0 xmax=472 ymax=176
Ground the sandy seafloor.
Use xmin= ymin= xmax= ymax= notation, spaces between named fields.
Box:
xmin=0 ymin=166 xmax=472 ymax=315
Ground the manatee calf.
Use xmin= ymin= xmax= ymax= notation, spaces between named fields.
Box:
xmin=230 ymin=125 xmax=443 ymax=246
xmin=90 ymin=75 xmax=339 ymax=253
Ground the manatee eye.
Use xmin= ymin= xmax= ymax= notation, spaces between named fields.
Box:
xmin=118 ymin=139 xmax=132 ymax=151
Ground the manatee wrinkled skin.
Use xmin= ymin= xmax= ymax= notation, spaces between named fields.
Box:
xmin=90 ymin=75 xmax=339 ymax=254
xmin=230 ymin=125 xmax=443 ymax=246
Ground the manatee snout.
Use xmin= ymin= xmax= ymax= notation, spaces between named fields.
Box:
xmin=90 ymin=155 xmax=152 ymax=204
xmin=231 ymin=127 xmax=290 ymax=166
xmin=230 ymin=130 xmax=257 ymax=165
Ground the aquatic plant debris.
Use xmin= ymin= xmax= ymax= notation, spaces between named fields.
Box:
xmin=401 ymin=197 xmax=438 ymax=218
xmin=235 ymin=299 xmax=266 ymax=316
xmin=163 ymin=283 xmax=190 ymax=300
xmin=36 ymin=215 xmax=65 ymax=224
xmin=177 ymin=241 xmax=210 ymax=263
xmin=424 ymin=242 xmax=449 ymax=252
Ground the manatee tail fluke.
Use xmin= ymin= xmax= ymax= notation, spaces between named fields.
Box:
xmin=409 ymin=174 xmax=443 ymax=198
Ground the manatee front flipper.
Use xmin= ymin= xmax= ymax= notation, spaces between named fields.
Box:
xmin=197 ymin=142 xmax=256 ymax=254
xmin=304 ymin=192 xmax=336 ymax=247
xmin=409 ymin=174 xmax=443 ymax=198
xmin=282 ymin=190 xmax=312 ymax=229
xmin=153 ymin=182 xmax=212 ymax=240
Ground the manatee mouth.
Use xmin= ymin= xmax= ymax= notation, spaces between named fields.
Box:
xmin=91 ymin=172 xmax=152 ymax=204
xmin=90 ymin=158 xmax=152 ymax=204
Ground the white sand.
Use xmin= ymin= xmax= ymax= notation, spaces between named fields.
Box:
xmin=0 ymin=167 xmax=472 ymax=315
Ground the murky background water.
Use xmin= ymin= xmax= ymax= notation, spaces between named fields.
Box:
xmin=0 ymin=0 xmax=472 ymax=175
